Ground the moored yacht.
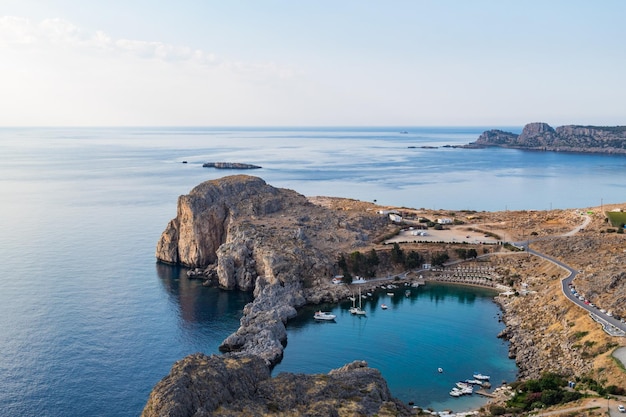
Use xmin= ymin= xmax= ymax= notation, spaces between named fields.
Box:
xmin=314 ymin=311 xmax=336 ymax=321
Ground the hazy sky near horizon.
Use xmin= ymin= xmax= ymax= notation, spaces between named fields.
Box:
xmin=1 ymin=1 xmax=625 ymax=127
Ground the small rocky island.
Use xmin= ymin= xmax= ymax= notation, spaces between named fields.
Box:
xmin=202 ymin=162 xmax=262 ymax=169
xmin=467 ymin=122 xmax=626 ymax=154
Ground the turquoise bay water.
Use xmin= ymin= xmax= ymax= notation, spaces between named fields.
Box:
xmin=274 ymin=284 xmax=516 ymax=411
xmin=0 ymin=127 xmax=624 ymax=416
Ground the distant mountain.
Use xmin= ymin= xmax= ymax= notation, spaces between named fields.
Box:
xmin=467 ymin=122 xmax=626 ymax=154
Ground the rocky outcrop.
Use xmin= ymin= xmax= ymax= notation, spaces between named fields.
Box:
xmin=468 ymin=122 xmax=626 ymax=154
xmin=156 ymin=175 xmax=389 ymax=365
xmin=141 ymin=354 xmax=413 ymax=417
xmin=203 ymin=162 xmax=262 ymax=169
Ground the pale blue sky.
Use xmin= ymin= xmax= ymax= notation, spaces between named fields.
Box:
xmin=1 ymin=1 xmax=625 ymax=126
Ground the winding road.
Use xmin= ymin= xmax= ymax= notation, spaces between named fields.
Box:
xmin=516 ymin=215 xmax=626 ymax=337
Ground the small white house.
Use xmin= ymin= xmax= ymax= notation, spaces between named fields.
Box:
xmin=377 ymin=209 xmax=400 ymax=215
xmin=436 ymin=218 xmax=453 ymax=224
xmin=389 ymin=213 xmax=402 ymax=223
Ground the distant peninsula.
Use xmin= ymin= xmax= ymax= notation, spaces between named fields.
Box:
xmin=466 ymin=122 xmax=626 ymax=154
xmin=203 ymin=162 xmax=262 ymax=169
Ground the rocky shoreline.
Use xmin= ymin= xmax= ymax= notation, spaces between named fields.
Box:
xmin=147 ymin=175 xmax=626 ymax=415
xmin=202 ymin=162 xmax=262 ymax=169
xmin=466 ymin=122 xmax=626 ymax=154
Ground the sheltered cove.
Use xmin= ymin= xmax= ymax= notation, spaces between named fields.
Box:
xmin=145 ymin=175 xmax=626 ymax=416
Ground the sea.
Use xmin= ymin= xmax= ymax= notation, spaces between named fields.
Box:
xmin=1 ymin=126 xmax=624 ymax=417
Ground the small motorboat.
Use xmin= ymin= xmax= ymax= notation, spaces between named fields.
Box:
xmin=473 ymin=373 xmax=490 ymax=380
xmin=387 ymin=292 xmax=394 ymax=296
xmin=465 ymin=379 xmax=483 ymax=385
xmin=449 ymin=388 xmax=462 ymax=397
xmin=438 ymin=367 xmax=443 ymax=373
xmin=314 ymin=311 xmax=336 ymax=321
xmin=381 ymin=304 xmax=388 ymax=309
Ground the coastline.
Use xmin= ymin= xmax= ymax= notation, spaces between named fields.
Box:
xmin=148 ymin=174 xmax=626 ymax=415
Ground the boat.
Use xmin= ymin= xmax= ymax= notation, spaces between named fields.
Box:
xmin=449 ymin=388 xmax=462 ymax=397
xmin=381 ymin=304 xmax=388 ymax=309
xmin=405 ymin=290 xmax=411 ymax=297
xmin=473 ymin=373 xmax=490 ymax=380
xmin=349 ymin=297 xmax=358 ymax=314
xmin=464 ymin=379 xmax=483 ymax=386
xmin=438 ymin=367 xmax=443 ymax=373
xmin=387 ymin=292 xmax=394 ymax=296
xmin=351 ymin=288 xmax=366 ymax=316
xmin=314 ymin=311 xmax=336 ymax=321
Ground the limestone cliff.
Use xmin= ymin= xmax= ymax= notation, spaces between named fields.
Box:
xmin=468 ymin=122 xmax=626 ymax=154
xmin=155 ymin=175 xmax=389 ymax=365
xmin=141 ymin=354 xmax=412 ymax=417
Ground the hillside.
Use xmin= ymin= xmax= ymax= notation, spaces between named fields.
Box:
xmin=148 ymin=175 xmax=626 ymax=415
xmin=467 ymin=122 xmax=626 ymax=154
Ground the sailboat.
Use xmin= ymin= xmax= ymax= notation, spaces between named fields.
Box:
xmin=349 ymin=292 xmax=358 ymax=314
xmin=351 ymin=288 xmax=366 ymax=316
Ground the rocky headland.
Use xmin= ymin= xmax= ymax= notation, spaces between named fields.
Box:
xmin=149 ymin=175 xmax=626 ymax=416
xmin=141 ymin=354 xmax=412 ymax=417
xmin=155 ymin=175 xmax=391 ymax=366
xmin=467 ymin=122 xmax=626 ymax=154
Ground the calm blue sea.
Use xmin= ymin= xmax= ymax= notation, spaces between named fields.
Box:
xmin=0 ymin=127 xmax=624 ymax=416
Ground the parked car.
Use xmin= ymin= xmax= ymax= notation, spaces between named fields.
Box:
xmin=617 ymin=404 xmax=625 ymax=413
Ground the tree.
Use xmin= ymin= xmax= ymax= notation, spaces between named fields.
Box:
xmin=366 ymin=249 xmax=379 ymax=267
xmin=391 ymin=242 xmax=404 ymax=264
xmin=467 ymin=248 xmax=478 ymax=259
xmin=349 ymin=251 xmax=365 ymax=274
xmin=337 ymin=254 xmax=348 ymax=273
xmin=431 ymin=252 xmax=449 ymax=267
xmin=404 ymin=250 xmax=423 ymax=269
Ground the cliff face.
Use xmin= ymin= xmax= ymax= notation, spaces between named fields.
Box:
xmin=141 ymin=354 xmax=412 ymax=417
xmin=469 ymin=122 xmax=626 ymax=153
xmin=155 ymin=175 xmax=389 ymax=365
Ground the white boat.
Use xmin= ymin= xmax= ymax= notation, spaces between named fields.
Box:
xmin=351 ymin=288 xmax=366 ymax=316
xmin=465 ymin=379 xmax=483 ymax=385
xmin=449 ymin=388 xmax=462 ymax=397
xmin=314 ymin=311 xmax=336 ymax=321
xmin=381 ymin=304 xmax=388 ymax=309
xmin=438 ymin=367 xmax=443 ymax=373
xmin=405 ymin=290 xmax=411 ymax=297
xmin=473 ymin=373 xmax=490 ymax=380
xmin=387 ymin=292 xmax=394 ymax=296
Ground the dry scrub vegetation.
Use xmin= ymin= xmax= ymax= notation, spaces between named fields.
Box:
xmin=311 ymin=198 xmax=626 ymax=389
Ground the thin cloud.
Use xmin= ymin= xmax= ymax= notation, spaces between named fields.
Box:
xmin=0 ymin=15 xmax=292 ymax=76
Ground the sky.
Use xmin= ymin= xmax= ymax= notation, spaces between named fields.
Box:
xmin=1 ymin=0 xmax=625 ymax=127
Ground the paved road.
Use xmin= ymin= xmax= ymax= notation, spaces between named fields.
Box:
xmin=540 ymin=397 xmax=626 ymax=417
xmin=514 ymin=215 xmax=626 ymax=337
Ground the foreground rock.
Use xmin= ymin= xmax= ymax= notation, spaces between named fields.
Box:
xmin=141 ymin=354 xmax=413 ymax=417
xmin=467 ymin=122 xmax=626 ymax=154
xmin=155 ymin=175 xmax=389 ymax=365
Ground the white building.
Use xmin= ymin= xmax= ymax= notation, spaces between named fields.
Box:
xmin=389 ymin=213 xmax=402 ymax=223
xmin=436 ymin=218 xmax=453 ymax=224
